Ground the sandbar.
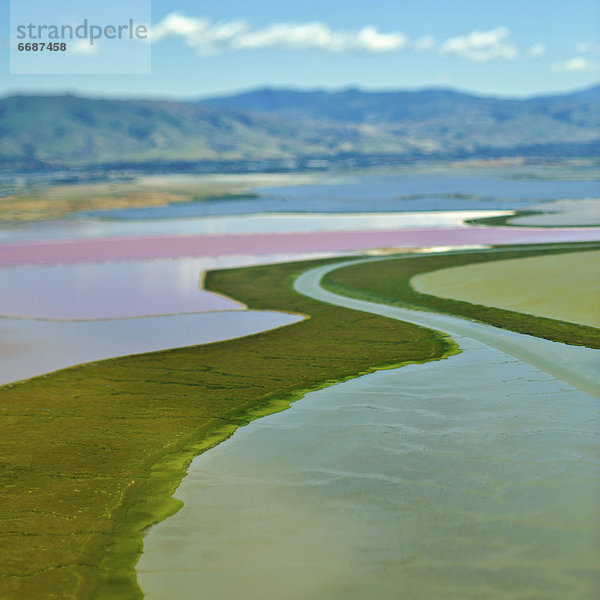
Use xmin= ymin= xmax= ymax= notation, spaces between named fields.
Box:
xmin=510 ymin=198 xmax=600 ymax=227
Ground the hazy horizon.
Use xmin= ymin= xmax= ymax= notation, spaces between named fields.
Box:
xmin=2 ymin=80 xmax=599 ymax=103
xmin=2 ymin=0 xmax=599 ymax=100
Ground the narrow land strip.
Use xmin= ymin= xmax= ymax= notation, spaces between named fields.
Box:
xmin=0 ymin=258 xmax=452 ymax=600
xmin=1 ymin=243 xmax=597 ymax=599
xmin=297 ymin=252 xmax=600 ymax=399
xmin=322 ymin=243 xmax=600 ymax=349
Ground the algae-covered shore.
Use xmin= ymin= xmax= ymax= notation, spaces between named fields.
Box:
xmin=0 ymin=257 xmax=453 ymax=600
xmin=1 ymin=243 xmax=598 ymax=599
xmin=322 ymin=243 xmax=600 ymax=349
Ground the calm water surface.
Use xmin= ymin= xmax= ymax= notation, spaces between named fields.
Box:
xmin=138 ymin=336 xmax=600 ymax=600
xmin=0 ymin=311 xmax=302 ymax=385
xmin=78 ymin=171 xmax=600 ymax=220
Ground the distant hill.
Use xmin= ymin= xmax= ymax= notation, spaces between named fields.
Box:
xmin=1 ymin=85 xmax=598 ymax=170
xmin=0 ymin=95 xmax=334 ymax=167
xmin=202 ymin=86 xmax=600 ymax=151
xmin=202 ymin=85 xmax=600 ymax=124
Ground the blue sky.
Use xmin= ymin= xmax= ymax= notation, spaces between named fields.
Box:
xmin=1 ymin=0 xmax=599 ymax=98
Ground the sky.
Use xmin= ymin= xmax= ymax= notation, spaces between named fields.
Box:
xmin=1 ymin=0 xmax=599 ymax=99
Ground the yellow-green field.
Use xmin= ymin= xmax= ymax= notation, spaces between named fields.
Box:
xmin=0 ymin=181 xmax=250 ymax=222
xmin=0 ymin=173 xmax=317 ymax=222
xmin=411 ymin=250 xmax=600 ymax=328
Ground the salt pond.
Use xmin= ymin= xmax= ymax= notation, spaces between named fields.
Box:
xmin=2 ymin=226 xmax=599 ymax=268
xmin=0 ymin=253 xmax=349 ymax=319
xmin=0 ymin=259 xmax=240 ymax=320
xmin=0 ymin=311 xmax=303 ymax=385
xmin=137 ymin=335 xmax=600 ymax=600
xmin=0 ymin=211 xmax=508 ymax=244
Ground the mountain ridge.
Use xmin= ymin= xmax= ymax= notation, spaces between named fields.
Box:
xmin=1 ymin=85 xmax=598 ymax=170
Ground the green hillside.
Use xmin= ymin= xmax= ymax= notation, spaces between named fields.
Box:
xmin=1 ymin=85 xmax=598 ymax=169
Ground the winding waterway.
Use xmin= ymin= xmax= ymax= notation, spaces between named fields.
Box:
xmin=137 ymin=257 xmax=600 ymax=599
xmin=138 ymin=334 xmax=599 ymax=599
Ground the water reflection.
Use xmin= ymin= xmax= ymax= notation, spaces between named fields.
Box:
xmin=0 ymin=211 xmax=506 ymax=244
xmin=0 ymin=258 xmax=242 ymax=319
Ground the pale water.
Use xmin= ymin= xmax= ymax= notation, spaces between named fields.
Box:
xmin=137 ymin=336 xmax=600 ymax=600
xmin=80 ymin=171 xmax=600 ymax=220
xmin=0 ymin=310 xmax=302 ymax=385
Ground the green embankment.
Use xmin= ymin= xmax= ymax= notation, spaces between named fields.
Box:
xmin=464 ymin=210 xmax=597 ymax=228
xmin=465 ymin=210 xmax=542 ymax=227
xmin=3 ymin=242 xmax=597 ymax=600
xmin=322 ymin=243 xmax=600 ymax=349
xmin=0 ymin=258 xmax=454 ymax=600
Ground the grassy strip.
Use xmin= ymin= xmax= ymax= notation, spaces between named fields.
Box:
xmin=464 ymin=210 xmax=543 ymax=227
xmin=0 ymin=181 xmax=256 ymax=222
xmin=0 ymin=257 xmax=456 ymax=600
xmin=466 ymin=209 xmax=600 ymax=228
xmin=322 ymin=242 xmax=600 ymax=349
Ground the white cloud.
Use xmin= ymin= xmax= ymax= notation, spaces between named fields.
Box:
xmin=439 ymin=27 xmax=518 ymax=61
xmin=552 ymin=57 xmax=600 ymax=72
xmin=414 ymin=35 xmax=435 ymax=51
xmin=152 ymin=13 xmax=210 ymax=39
xmin=151 ymin=13 xmax=408 ymax=55
xmin=527 ymin=43 xmax=546 ymax=58
xmin=232 ymin=22 xmax=407 ymax=52
xmin=151 ymin=13 xmax=248 ymax=55
xmin=69 ymin=39 xmax=99 ymax=56
xmin=576 ymin=42 xmax=600 ymax=55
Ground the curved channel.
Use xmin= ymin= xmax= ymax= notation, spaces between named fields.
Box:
xmin=294 ymin=256 xmax=600 ymax=399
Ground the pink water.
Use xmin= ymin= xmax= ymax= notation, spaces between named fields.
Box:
xmin=1 ymin=226 xmax=599 ymax=267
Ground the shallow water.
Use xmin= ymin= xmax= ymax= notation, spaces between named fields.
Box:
xmin=0 ymin=210 xmax=504 ymax=244
xmin=79 ymin=171 xmax=600 ymax=221
xmin=137 ymin=336 xmax=600 ymax=600
xmin=295 ymin=258 xmax=600 ymax=398
xmin=0 ymin=258 xmax=241 ymax=319
xmin=0 ymin=311 xmax=303 ymax=385
xmin=511 ymin=199 xmax=600 ymax=227
xmin=0 ymin=254 xmax=338 ymax=319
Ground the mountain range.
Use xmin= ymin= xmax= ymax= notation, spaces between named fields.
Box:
xmin=1 ymin=85 xmax=598 ymax=171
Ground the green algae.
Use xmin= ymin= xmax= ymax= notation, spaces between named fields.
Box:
xmin=466 ymin=209 xmax=600 ymax=228
xmin=2 ymin=244 xmax=599 ymax=599
xmin=322 ymin=243 xmax=600 ymax=349
xmin=0 ymin=257 xmax=455 ymax=600
xmin=464 ymin=209 xmax=544 ymax=227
